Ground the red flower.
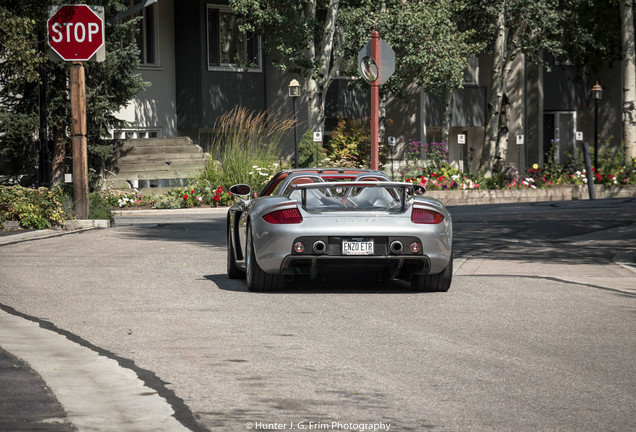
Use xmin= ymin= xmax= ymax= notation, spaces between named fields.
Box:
xmin=213 ymin=195 xmax=220 ymax=202
xmin=183 ymin=195 xmax=189 ymax=200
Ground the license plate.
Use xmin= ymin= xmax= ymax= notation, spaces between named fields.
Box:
xmin=342 ymin=239 xmax=374 ymax=255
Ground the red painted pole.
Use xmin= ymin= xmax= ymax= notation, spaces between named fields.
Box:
xmin=370 ymin=31 xmax=379 ymax=170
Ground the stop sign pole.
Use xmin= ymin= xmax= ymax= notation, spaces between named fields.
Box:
xmin=69 ymin=62 xmax=89 ymax=219
xmin=48 ymin=5 xmax=105 ymax=219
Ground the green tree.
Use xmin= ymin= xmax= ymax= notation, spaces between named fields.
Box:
xmin=0 ymin=0 xmax=147 ymax=186
xmin=339 ymin=0 xmax=481 ymax=146
xmin=339 ymin=0 xmax=479 ymax=96
xmin=459 ymin=0 xmax=574 ymax=176
xmin=619 ymin=0 xmax=635 ymax=164
xmin=554 ymin=0 xmax=634 ymax=165
xmin=229 ymin=0 xmax=479 ymax=143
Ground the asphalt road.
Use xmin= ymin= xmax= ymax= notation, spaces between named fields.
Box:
xmin=0 ymin=199 xmax=634 ymax=431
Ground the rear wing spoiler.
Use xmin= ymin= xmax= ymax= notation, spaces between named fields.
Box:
xmin=292 ymin=181 xmax=425 ymax=212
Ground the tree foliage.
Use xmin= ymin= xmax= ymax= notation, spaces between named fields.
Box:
xmin=229 ymin=0 xmax=479 ymax=137
xmin=458 ymin=0 xmax=581 ymax=175
xmin=339 ymin=0 xmax=481 ymax=95
xmin=0 ymin=0 xmax=147 ymax=185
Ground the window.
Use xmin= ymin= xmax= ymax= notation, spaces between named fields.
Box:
xmin=207 ymin=4 xmax=261 ymax=71
xmin=463 ymin=55 xmax=479 ymax=85
xmin=127 ymin=0 xmax=159 ymax=66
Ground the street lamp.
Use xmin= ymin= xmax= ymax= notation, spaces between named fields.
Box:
xmin=288 ymin=79 xmax=301 ymax=168
xmin=591 ymin=81 xmax=603 ymax=172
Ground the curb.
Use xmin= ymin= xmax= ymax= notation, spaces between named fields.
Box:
xmin=113 ymin=207 xmax=229 ymax=216
xmin=613 ymin=250 xmax=636 ymax=273
xmin=0 ymin=220 xmax=110 ymax=246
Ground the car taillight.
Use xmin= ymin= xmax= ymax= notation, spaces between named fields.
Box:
xmin=262 ymin=207 xmax=303 ymax=224
xmin=411 ymin=208 xmax=444 ymax=224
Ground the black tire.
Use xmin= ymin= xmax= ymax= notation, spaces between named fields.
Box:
xmin=227 ymin=228 xmax=244 ymax=279
xmin=245 ymin=225 xmax=284 ymax=292
xmin=411 ymin=255 xmax=453 ymax=292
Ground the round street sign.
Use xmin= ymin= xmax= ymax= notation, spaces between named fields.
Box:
xmin=48 ymin=5 xmax=105 ymax=62
xmin=358 ymin=39 xmax=395 ymax=85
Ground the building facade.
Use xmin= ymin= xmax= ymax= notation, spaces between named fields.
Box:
xmin=116 ymin=0 xmax=622 ymax=174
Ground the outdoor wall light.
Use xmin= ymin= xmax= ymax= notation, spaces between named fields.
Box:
xmin=288 ymin=79 xmax=301 ymax=98
xmin=591 ymin=82 xmax=603 ymax=101
xmin=288 ymin=79 xmax=301 ymax=167
xmin=591 ymin=81 xmax=603 ymax=172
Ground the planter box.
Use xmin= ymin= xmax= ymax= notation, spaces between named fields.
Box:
xmin=572 ymin=184 xmax=636 ymax=200
xmin=426 ymin=185 xmax=636 ymax=206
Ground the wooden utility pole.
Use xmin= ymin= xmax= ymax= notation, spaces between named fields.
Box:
xmin=70 ymin=62 xmax=89 ymax=219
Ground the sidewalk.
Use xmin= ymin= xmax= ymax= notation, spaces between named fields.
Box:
xmin=454 ymin=223 xmax=636 ymax=294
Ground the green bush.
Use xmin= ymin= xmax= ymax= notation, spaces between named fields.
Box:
xmin=0 ymin=185 xmax=67 ymax=229
xmin=323 ymin=118 xmax=389 ymax=168
xmin=88 ymin=193 xmax=114 ymax=223
xmin=298 ymin=129 xmax=324 ymax=168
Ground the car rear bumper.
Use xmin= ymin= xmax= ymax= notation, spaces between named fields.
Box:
xmin=280 ymin=254 xmax=431 ymax=279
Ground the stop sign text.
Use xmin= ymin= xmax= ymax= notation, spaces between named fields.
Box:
xmin=47 ymin=5 xmax=105 ymax=62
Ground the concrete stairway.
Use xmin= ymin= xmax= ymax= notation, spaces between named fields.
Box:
xmin=104 ymin=137 xmax=208 ymax=195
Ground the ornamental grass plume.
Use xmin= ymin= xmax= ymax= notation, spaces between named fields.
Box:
xmin=201 ymin=107 xmax=295 ymax=190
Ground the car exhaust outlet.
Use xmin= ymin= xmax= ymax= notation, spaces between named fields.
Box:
xmin=313 ymin=240 xmax=327 ymax=254
xmin=390 ymin=240 xmax=403 ymax=254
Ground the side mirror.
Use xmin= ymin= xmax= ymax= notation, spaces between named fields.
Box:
xmin=229 ymin=184 xmax=252 ymax=203
xmin=408 ymin=185 xmax=426 ymax=195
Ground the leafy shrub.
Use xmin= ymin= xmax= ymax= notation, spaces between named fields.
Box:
xmin=88 ymin=193 xmax=114 ymax=223
xmin=298 ymin=129 xmax=324 ymax=168
xmin=324 ymin=118 xmax=389 ymax=168
xmin=0 ymin=185 xmax=67 ymax=229
xmin=153 ymin=194 xmax=183 ymax=209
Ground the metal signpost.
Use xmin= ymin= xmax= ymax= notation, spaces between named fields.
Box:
xmin=358 ymin=32 xmax=395 ymax=170
xmin=47 ymin=5 xmax=105 ymax=219
xmin=576 ymin=132 xmax=596 ymax=200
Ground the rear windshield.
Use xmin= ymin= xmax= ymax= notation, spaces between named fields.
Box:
xmin=294 ymin=185 xmax=404 ymax=213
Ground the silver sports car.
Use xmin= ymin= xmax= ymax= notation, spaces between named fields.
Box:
xmin=226 ymin=168 xmax=453 ymax=292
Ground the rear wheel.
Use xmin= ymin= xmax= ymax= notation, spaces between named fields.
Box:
xmin=246 ymin=224 xmax=284 ymax=292
xmin=411 ymin=255 xmax=453 ymax=292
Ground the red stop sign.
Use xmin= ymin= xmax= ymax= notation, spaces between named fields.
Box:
xmin=48 ymin=5 xmax=104 ymax=61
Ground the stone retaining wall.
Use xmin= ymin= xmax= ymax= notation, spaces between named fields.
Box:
xmin=426 ymin=185 xmax=636 ymax=206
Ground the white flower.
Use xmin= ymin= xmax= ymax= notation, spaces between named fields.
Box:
xmin=248 ymin=172 xmax=254 ymax=175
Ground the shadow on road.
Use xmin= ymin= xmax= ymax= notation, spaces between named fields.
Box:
xmin=113 ymin=221 xmax=226 ymax=248
xmin=204 ymin=273 xmax=427 ymax=294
